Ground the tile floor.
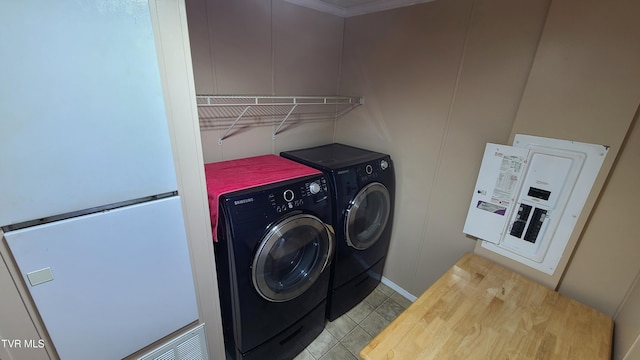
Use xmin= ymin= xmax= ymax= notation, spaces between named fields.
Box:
xmin=294 ymin=283 xmax=413 ymax=360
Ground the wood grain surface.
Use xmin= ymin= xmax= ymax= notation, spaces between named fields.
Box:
xmin=360 ymin=253 xmax=613 ymax=359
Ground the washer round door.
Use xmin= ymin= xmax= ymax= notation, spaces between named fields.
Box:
xmin=252 ymin=214 xmax=334 ymax=302
xmin=345 ymin=182 xmax=391 ymax=250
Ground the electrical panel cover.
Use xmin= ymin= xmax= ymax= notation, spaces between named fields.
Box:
xmin=464 ymin=135 xmax=607 ymax=275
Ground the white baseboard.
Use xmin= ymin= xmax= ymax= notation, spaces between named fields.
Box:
xmin=381 ymin=276 xmax=417 ymax=302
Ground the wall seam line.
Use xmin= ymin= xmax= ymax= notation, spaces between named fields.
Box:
xmin=271 ymin=1 xmax=278 ymax=153
xmin=203 ymin=0 xmax=222 ymax=159
xmin=205 ymin=0 xmax=217 ymax=95
xmin=410 ymin=0 xmax=477 ymax=291
xmin=614 ymin=260 xmax=640 ymax=320
xmin=622 ymin=334 xmax=640 ymax=360
xmin=333 ymin=17 xmax=346 ymax=142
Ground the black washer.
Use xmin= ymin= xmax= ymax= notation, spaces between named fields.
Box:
xmin=214 ymin=170 xmax=334 ymax=359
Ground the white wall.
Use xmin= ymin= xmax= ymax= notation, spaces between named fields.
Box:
xmin=186 ymin=0 xmax=345 ymax=162
xmin=605 ymin=116 xmax=640 ymax=360
xmin=336 ymin=0 xmax=550 ymax=296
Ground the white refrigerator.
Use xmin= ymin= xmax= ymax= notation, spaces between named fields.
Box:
xmin=0 ymin=1 xmax=199 ymax=359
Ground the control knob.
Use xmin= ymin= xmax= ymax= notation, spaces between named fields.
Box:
xmin=283 ymin=189 xmax=294 ymax=202
xmin=309 ymin=181 xmax=321 ymax=194
xmin=380 ymin=159 xmax=389 ymax=170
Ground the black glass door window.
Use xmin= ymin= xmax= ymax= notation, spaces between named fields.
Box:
xmin=252 ymin=214 xmax=333 ymax=302
xmin=345 ymin=182 xmax=391 ymax=250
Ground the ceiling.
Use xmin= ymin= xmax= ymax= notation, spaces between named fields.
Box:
xmin=283 ymin=0 xmax=436 ymax=17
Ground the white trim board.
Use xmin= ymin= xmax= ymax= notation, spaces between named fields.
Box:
xmin=283 ymin=0 xmax=436 ymax=17
xmin=381 ymin=276 xmax=417 ymax=302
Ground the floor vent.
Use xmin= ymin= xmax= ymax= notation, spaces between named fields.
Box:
xmin=137 ymin=324 xmax=208 ymax=360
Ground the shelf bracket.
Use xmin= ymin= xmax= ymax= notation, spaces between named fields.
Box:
xmin=218 ymin=106 xmax=251 ymax=145
xmin=272 ymin=104 xmax=298 ymax=139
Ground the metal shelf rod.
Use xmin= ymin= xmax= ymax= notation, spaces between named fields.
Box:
xmin=272 ymin=104 xmax=298 ymax=139
xmin=197 ymin=95 xmax=361 ymax=107
xmin=218 ymin=106 xmax=251 ymax=145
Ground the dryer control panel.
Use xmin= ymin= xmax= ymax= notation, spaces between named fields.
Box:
xmin=356 ymin=157 xmax=392 ymax=183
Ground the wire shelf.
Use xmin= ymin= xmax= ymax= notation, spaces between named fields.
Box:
xmin=196 ymin=95 xmax=363 ymax=143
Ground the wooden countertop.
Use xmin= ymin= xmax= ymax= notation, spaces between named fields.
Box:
xmin=360 ymin=253 xmax=613 ymax=359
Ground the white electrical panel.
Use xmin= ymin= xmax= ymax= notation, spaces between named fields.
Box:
xmin=464 ymin=135 xmax=608 ymax=275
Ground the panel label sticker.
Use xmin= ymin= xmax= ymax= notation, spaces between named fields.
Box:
xmin=491 ymin=154 xmax=525 ymax=206
xmin=476 ymin=201 xmax=507 ymax=215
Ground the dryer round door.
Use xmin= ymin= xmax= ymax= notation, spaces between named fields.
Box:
xmin=345 ymin=182 xmax=391 ymax=250
xmin=252 ymin=214 xmax=334 ymax=302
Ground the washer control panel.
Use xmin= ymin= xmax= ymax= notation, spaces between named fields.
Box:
xmin=269 ymin=177 xmax=328 ymax=213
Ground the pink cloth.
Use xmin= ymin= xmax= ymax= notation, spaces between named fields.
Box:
xmin=204 ymin=154 xmax=321 ymax=242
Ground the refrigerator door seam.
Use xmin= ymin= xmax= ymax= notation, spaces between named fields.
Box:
xmin=2 ymin=191 xmax=178 ymax=232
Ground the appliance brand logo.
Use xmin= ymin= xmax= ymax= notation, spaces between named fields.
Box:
xmin=234 ymin=198 xmax=254 ymax=205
